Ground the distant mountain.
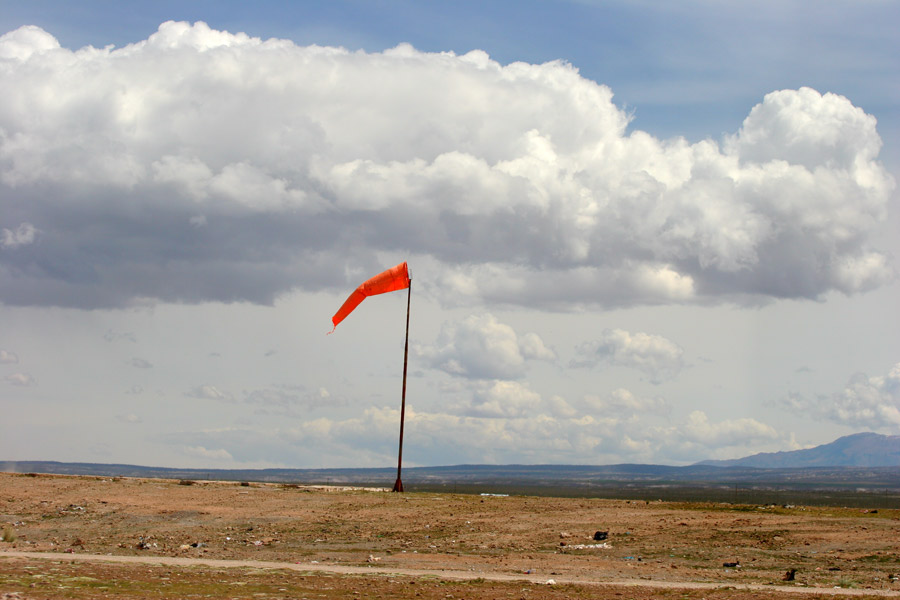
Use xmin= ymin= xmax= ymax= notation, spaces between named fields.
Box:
xmin=697 ymin=432 xmax=900 ymax=468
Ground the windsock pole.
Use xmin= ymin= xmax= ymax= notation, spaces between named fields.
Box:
xmin=392 ymin=280 xmax=412 ymax=492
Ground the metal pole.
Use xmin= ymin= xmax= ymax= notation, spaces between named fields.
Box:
xmin=392 ymin=280 xmax=411 ymax=492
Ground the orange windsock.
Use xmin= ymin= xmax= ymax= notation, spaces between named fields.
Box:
xmin=331 ymin=262 xmax=410 ymax=331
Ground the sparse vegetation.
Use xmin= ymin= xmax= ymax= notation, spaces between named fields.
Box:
xmin=1 ymin=524 xmax=16 ymax=542
xmin=836 ymin=577 xmax=859 ymax=589
xmin=2 ymin=472 xmax=900 ymax=598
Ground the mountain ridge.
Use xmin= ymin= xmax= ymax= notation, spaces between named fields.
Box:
xmin=696 ymin=432 xmax=900 ymax=468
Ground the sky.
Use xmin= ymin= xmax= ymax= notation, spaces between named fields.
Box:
xmin=1 ymin=0 xmax=899 ymax=470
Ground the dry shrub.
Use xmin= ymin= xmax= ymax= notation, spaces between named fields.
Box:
xmin=1 ymin=525 xmax=16 ymax=543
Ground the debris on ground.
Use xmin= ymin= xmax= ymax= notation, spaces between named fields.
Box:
xmin=563 ymin=542 xmax=612 ymax=550
xmin=250 ymin=537 xmax=275 ymax=546
xmin=135 ymin=537 xmax=152 ymax=550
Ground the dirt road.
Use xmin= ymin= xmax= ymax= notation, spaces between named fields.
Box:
xmin=4 ymin=549 xmax=900 ymax=596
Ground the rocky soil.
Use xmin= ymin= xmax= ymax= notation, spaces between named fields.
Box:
xmin=2 ymin=472 xmax=899 ymax=599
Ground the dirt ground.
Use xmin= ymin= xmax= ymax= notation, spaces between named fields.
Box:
xmin=1 ymin=472 xmax=899 ymax=599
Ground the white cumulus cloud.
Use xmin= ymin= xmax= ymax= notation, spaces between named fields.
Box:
xmin=0 ymin=25 xmax=59 ymax=60
xmin=678 ymin=410 xmax=779 ymax=448
xmin=0 ymin=22 xmax=893 ymax=310
xmin=0 ymin=350 xmax=19 ymax=364
xmin=785 ymin=362 xmax=900 ymax=431
xmin=573 ymin=329 xmax=685 ymax=383
xmin=458 ymin=380 xmax=543 ymax=419
xmin=418 ymin=313 xmax=555 ymax=379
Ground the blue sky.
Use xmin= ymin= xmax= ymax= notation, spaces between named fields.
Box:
xmin=1 ymin=1 xmax=898 ymax=469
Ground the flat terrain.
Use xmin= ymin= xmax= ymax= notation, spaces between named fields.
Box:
xmin=2 ymin=472 xmax=899 ymax=599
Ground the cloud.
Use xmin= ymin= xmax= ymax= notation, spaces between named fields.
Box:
xmin=116 ymin=413 xmax=142 ymax=423
xmin=547 ymin=395 xmax=579 ymax=419
xmin=0 ymin=350 xmax=19 ymax=364
xmin=162 ymin=414 xmax=400 ymax=467
xmin=726 ymin=87 xmax=884 ymax=171
xmin=186 ymin=385 xmax=235 ymax=402
xmin=185 ymin=383 xmax=343 ymax=416
xmin=520 ymin=333 xmax=556 ymax=361
xmin=1 ymin=222 xmax=38 ymax=248
xmin=160 ymin=400 xmax=782 ymax=467
xmin=418 ymin=313 xmax=555 ymax=379
xmin=0 ymin=24 xmax=58 ymax=60
xmin=573 ymin=329 xmax=684 ymax=383
xmin=0 ymin=22 xmax=893 ymax=310
xmin=453 ymin=380 xmax=543 ymax=418
xmin=183 ymin=445 xmax=234 ymax=461
xmin=130 ymin=357 xmax=153 ymax=369
xmin=5 ymin=372 xmax=35 ymax=386
xmin=585 ymin=388 xmax=670 ymax=416
xmin=784 ymin=362 xmax=900 ymax=431
xmin=677 ymin=410 xmax=779 ymax=448
xmin=245 ymin=385 xmax=345 ymax=415
xmin=616 ymin=410 xmax=783 ymax=463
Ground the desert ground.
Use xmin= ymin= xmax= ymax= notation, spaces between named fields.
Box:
xmin=1 ymin=472 xmax=899 ymax=599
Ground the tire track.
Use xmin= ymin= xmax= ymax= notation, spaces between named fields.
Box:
xmin=4 ymin=550 xmax=899 ymax=597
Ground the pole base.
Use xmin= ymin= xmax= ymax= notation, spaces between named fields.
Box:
xmin=392 ymin=478 xmax=403 ymax=493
